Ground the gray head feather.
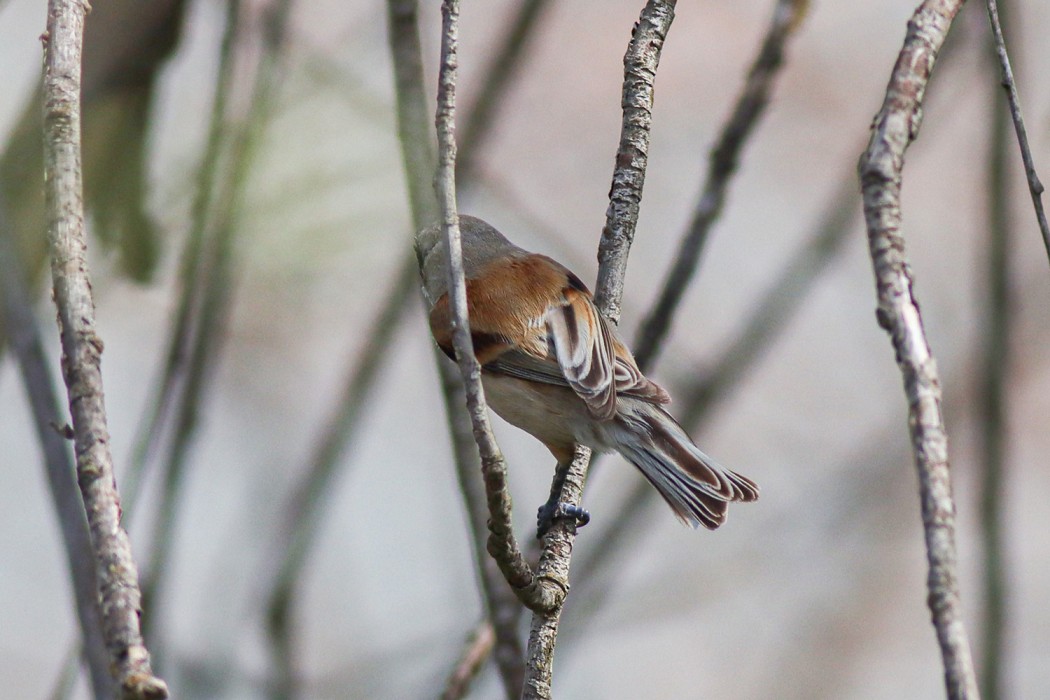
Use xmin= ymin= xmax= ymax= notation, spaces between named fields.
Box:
xmin=416 ymin=215 xmax=528 ymax=307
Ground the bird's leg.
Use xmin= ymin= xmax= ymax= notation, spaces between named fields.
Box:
xmin=536 ymin=458 xmax=590 ymax=538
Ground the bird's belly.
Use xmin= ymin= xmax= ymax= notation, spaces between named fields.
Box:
xmin=481 ymin=373 xmax=606 ymax=454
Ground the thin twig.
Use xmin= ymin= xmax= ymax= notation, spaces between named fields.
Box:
xmin=978 ymin=5 xmax=1013 ymax=697
xmin=269 ymin=4 xmax=558 ymax=626
xmin=518 ymin=0 xmax=810 ymax=656
xmin=40 ymin=0 xmax=167 ymax=695
xmin=633 ymin=0 xmax=808 ymax=368
xmin=857 ymin=2 xmax=979 ymax=698
xmin=438 ymin=6 xmax=558 ymax=690
xmin=434 ymin=0 xmax=554 ymax=615
xmin=434 ymin=0 xmax=555 ymax=689
xmin=387 ymin=1 xmax=530 ymax=694
xmin=984 ymin=0 xmax=1050 ymax=265
xmin=594 ymin=0 xmax=678 ymax=322
xmin=0 ymin=198 xmax=113 ymax=698
xmin=519 ymin=3 xmax=678 ymax=698
xmin=441 ymin=622 xmax=496 ymax=700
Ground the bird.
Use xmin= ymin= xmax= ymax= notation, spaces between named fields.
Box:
xmin=417 ymin=215 xmax=758 ymax=532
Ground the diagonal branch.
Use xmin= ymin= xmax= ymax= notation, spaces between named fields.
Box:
xmin=40 ymin=0 xmax=167 ymax=696
xmin=563 ymin=8 xmax=968 ymax=647
xmin=857 ymin=2 xmax=979 ymax=698
xmin=570 ymin=169 xmax=858 ymax=605
xmin=984 ymin=0 xmax=1050 ymax=266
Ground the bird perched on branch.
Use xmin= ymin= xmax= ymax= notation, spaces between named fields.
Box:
xmin=418 ymin=215 xmax=758 ymax=533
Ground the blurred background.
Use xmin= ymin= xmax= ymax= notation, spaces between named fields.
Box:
xmin=1 ymin=0 xmax=1049 ymax=698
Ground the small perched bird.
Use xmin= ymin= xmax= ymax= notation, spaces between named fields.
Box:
xmin=418 ymin=215 xmax=758 ymax=531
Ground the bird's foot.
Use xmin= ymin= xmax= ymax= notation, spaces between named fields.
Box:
xmin=536 ymin=501 xmax=590 ymax=539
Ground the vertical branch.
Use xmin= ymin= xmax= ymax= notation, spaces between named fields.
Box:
xmin=594 ymin=0 xmax=677 ymax=321
xmin=387 ymin=1 xmax=537 ymax=695
xmin=521 ymin=3 xmax=678 ymax=698
xmin=434 ymin=0 xmax=551 ymax=614
xmin=40 ymin=0 xmax=167 ymax=696
xmin=0 ymin=199 xmax=113 ymax=699
xmin=984 ymin=0 xmax=1050 ymax=265
xmin=389 ymin=0 xmax=439 ymax=226
xmin=518 ymin=444 xmax=587 ymax=700
xmin=978 ymin=4 xmax=1013 ymax=697
xmin=633 ymin=0 xmax=807 ymax=368
xmin=857 ymin=2 xmax=979 ymax=699
xmin=558 ymin=0 xmax=808 ymax=642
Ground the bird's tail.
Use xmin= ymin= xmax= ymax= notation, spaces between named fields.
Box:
xmin=612 ymin=401 xmax=759 ymax=529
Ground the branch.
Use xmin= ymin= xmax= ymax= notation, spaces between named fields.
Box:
xmin=40 ymin=0 xmax=167 ymax=695
xmin=978 ymin=4 xmax=1013 ymax=696
xmin=521 ymin=3 xmax=678 ymax=697
xmin=388 ymin=0 xmax=438 ymax=226
xmin=857 ymin=2 xmax=979 ymax=698
xmin=387 ymin=1 xmax=532 ymax=695
xmin=594 ymin=0 xmax=677 ymax=322
xmin=0 ymin=198 xmax=113 ymax=698
xmin=434 ymin=0 xmax=554 ymax=615
xmin=984 ymin=0 xmax=1050 ymax=266
xmin=633 ymin=0 xmax=808 ymax=368
xmin=441 ymin=621 xmax=496 ymax=700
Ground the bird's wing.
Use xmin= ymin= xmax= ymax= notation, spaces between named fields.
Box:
xmin=545 ymin=278 xmax=671 ymax=418
xmin=484 ymin=349 xmax=569 ymax=387
xmin=546 ymin=285 xmax=619 ymax=419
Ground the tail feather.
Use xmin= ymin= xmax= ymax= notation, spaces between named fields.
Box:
xmin=613 ymin=403 xmax=759 ymax=530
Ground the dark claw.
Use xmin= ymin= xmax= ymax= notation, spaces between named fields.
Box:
xmin=536 ymin=501 xmax=590 ymax=539
xmin=536 ymin=502 xmax=557 ymax=539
